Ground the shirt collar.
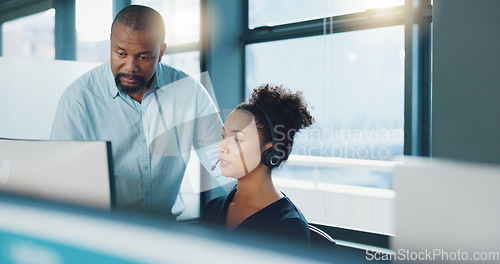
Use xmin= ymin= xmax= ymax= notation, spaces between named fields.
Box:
xmin=106 ymin=61 xmax=120 ymax=99
xmin=146 ymin=70 xmax=160 ymax=96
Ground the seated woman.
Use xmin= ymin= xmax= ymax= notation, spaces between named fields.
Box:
xmin=201 ymin=84 xmax=314 ymax=244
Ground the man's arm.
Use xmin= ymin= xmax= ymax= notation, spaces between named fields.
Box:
xmin=50 ymin=89 xmax=86 ymax=141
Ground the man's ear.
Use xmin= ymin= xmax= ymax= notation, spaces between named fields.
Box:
xmin=158 ymin=43 xmax=167 ymax=62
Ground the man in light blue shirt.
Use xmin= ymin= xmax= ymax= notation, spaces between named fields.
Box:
xmin=51 ymin=5 xmax=228 ymax=219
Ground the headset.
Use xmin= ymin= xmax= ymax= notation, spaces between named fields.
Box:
xmin=254 ymin=104 xmax=283 ymax=168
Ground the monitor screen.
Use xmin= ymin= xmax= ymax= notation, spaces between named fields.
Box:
xmin=0 ymin=138 xmax=114 ymax=210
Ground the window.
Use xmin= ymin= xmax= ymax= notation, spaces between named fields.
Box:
xmin=76 ymin=0 xmax=112 ymax=62
xmin=162 ymin=51 xmax=201 ymax=77
xmin=133 ymin=0 xmax=200 ymax=45
xmin=246 ymin=3 xmax=405 ymax=190
xmin=132 ymin=0 xmax=201 ymax=75
xmin=2 ymin=9 xmax=55 ymax=60
xmin=249 ymin=0 xmax=404 ymax=28
xmin=243 ymin=0 xmax=432 ymax=235
xmin=246 ymin=26 xmax=404 ymax=189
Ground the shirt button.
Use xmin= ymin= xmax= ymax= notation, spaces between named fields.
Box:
xmin=144 ymin=165 xmax=149 ymax=170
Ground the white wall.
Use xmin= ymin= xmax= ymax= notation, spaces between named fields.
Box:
xmin=432 ymin=0 xmax=500 ymax=164
xmin=0 ymin=57 xmax=99 ymax=140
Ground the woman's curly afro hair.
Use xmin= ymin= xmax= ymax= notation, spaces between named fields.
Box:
xmin=236 ymin=84 xmax=314 ymax=167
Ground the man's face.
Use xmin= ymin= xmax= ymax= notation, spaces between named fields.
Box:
xmin=110 ymin=22 xmax=166 ymax=94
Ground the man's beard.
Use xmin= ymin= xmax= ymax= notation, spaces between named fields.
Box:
xmin=114 ymin=73 xmax=147 ymax=94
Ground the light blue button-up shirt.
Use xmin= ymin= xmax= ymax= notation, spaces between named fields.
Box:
xmin=51 ymin=61 xmax=229 ymax=218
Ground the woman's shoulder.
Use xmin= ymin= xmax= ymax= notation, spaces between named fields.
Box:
xmin=275 ymin=204 xmax=310 ymax=242
xmin=200 ymin=189 xmax=236 ymax=222
xmin=273 ymin=195 xmax=308 ymax=222
xmin=273 ymin=196 xmax=310 ymax=239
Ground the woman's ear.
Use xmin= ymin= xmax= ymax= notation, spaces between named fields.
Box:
xmin=261 ymin=142 xmax=273 ymax=153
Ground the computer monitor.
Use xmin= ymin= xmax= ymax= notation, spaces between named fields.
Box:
xmin=0 ymin=138 xmax=114 ymax=210
xmin=392 ymin=157 xmax=500 ymax=255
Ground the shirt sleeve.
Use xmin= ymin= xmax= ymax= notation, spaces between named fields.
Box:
xmin=50 ymin=86 xmax=86 ymax=141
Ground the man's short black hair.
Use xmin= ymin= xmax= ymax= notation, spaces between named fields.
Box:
xmin=111 ymin=5 xmax=165 ymax=44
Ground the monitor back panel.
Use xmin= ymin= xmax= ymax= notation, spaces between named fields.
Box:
xmin=0 ymin=139 xmax=112 ymax=209
xmin=392 ymin=157 xmax=500 ymax=253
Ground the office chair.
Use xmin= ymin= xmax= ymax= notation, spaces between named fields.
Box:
xmin=309 ymin=224 xmax=336 ymax=245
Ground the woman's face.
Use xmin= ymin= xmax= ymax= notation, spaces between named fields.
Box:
xmin=219 ymin=109 xmax=264 ymax=179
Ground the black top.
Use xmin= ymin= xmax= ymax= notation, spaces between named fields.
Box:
xmin=201 ymin=188 xmax=310 ymax=244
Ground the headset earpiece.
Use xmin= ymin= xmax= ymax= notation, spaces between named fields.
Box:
xmin=262 ymin=147 xmax=282 ymax=167
xmin=255 ymin=104 xmax=283 ymax=168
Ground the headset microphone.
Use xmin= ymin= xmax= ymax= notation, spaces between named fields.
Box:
xmin=211 ymin=159 xmax=220 ymax=171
